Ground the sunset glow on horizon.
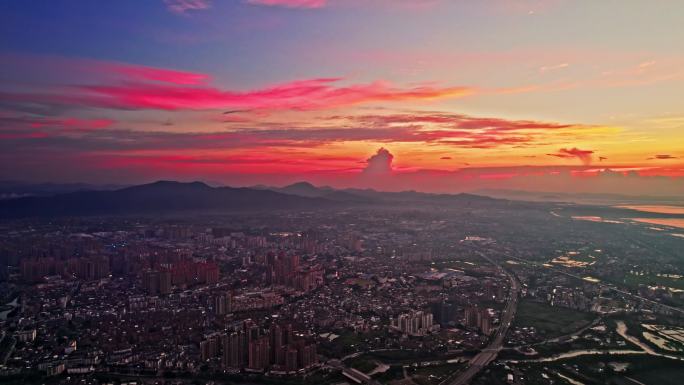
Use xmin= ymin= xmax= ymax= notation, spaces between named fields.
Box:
xmin=2 ymin=0 xmax=684 ymax=195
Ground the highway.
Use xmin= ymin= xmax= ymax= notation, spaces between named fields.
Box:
xmin=442 ymin=252 xmax=521 ymax=385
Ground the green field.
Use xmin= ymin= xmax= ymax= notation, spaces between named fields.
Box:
xmin=513 ymin=299 xmax=594 ymax=339
xmin=621 ymin=272 xmax=684 ymax=290
xmin=540 ymin=354 xmax=684 ymax=385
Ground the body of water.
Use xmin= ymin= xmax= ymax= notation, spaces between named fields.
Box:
xmin=0 ymin=297 xmax=18 ymax=320
xmin=617 ymin=205 xmax=684 ymax=215
xmin=630 ymin=218 xmax=684 ymax=229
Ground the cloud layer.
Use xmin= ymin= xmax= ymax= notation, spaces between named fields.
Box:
xmin=0 ymin=56 xmax=470 ymax=113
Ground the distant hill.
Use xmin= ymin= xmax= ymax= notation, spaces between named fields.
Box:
xmin=0 ymin=180 xmax=510 ymax=219
xmin=268 ymin=182 xmax=372 ymax=203
xmin=341 ymin=188 xmax=497 ymax=205
xmin=264 ymin=182 xmax=499 ymax=206
xmin=0 ymin=180 xmax=125 ymax=200
xmin=0 ymin=181 xmax=336 ymax=218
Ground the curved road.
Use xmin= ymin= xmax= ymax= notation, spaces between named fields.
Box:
xmin=442 ymin=252 xmax=521 ymax=385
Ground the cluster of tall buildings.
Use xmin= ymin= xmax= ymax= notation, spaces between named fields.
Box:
xmin=230 ymin=292 xmax=284 ymax=312
xmin=142 ymin=260 xmax=220 ymax=295
xmin=20 ymin=256 xmax=110 ymax=283
xmin=141 ymin=269 xmax=172 ymax=295
xmin=391 ymin=310 xmax=434 ymax=336
xmin=199 ymin=321 xmax=317 ymax=373
xmin=430 ymin=300 xmax=457 ymax=326
xmin=213 ymin=292 xmax=233 ymax=315
xmin=266 ymin=252 xmax=323 ymax=293
xmin=465 ymin=306 xmax=493 ymax=335
xmin=483 ymin=280 xmax=506 ymax=302
xmin=166 ymin=260 xmax=220 ymax=287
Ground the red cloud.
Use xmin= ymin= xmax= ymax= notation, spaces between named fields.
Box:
xmin=2 ymin=78 xmax=471 ymax=112
xmin=246 ymin=0 xmax=327 ymax=8
xmin=547 ymin=147 xmax=594 ymax=164
xmin=87 ymin=151 xmax=358 ymax=175
xmin=1 ymin=55 xmax=472 ymax=113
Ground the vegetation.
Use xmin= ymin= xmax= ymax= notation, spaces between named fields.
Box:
xmin=620 ymin=272 xmax=684 ymax=291
xmin=513 ymin=299 xmax=594 ymax=339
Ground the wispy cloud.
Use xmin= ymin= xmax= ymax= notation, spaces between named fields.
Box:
xmin=0 ymin=115 xmax=115 ymax=133
xmin=246 ymin=0 xmax=327 ymax=8
xmin=0 ymin=111 xmax=608 ymax=154
xmin=647 ymin=154 xmax=678 ymax=160
xmin=539 ymin=63 xmax=569 ymax=72
xmin=111 ymin=64 xmax=209 ymax=85
xmin=164 ymin=0 xmax=211 ymax=14
xmin=547 ymin=147 xmax=595 ymax=165
xmin=0 ymin=56 xmax=472 ymax=112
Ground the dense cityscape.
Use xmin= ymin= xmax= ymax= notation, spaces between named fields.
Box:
xmin=1 ymin=183 xmax=684 ymax=385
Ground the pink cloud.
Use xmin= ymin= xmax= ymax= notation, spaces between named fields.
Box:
xmin=1 ymin=53 xmax=210 ymax=86
xmin=363 ymin=147 xmax=394 ymax=175
xmin=85 ymin=151 xmax=360 ymax=175
xmin=2 ymin=74 xmax=471 ymax=112
xmin=110 ymin=65 xmax=209 ymax=85
xmin=164 ymin=0 xmax=211 ymax=14
xmin=246 ymin=0 xmax=327 ymax=8
xmin=1 ymin=55 xmax=471 ymax=112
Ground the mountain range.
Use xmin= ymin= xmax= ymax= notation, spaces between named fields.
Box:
xmin=0 ymin=180 xmax=498 ymax=218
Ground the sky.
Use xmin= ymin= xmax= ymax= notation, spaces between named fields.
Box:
xmin=1 ymin=0 xmax=684 ymax=195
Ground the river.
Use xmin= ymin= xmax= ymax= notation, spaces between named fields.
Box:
xmin=506 ymin=321 xmax=684 ymax=363
xmin=0 ymin=297 xmax=18 ymax=320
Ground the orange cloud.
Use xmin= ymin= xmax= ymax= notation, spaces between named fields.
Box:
xmin=547 ymin=147 xmax=595 ymax=165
